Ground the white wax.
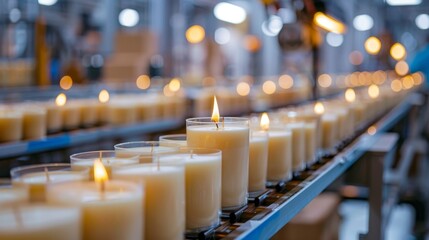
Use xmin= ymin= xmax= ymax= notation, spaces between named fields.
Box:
xmin=0 ymin=205 xmax=81 ymax=240
xmin=47 ymin=181 xmax=143 ymax=240
xmin=13 ymin=171 xmax=87 ymax=202
xmin=0 ymin=187 xmax=28 ymax=207
xmin=159 ymin=153 xmax=221 ymax=230
xmin=113 ymin=164 xmax=185 ymax=240
xmin=248 ymin=135 xmax=268 ymax=192
xmin=321 ymin=114 xmax=339 ymax=149
xmin=304 ymin=123 xmax=317 ymax=164
xmin=286 ymin=122 xmax=306 ymax=172
xmin=266 ymin=130 xmax=292 ymax=182
xmin=187 ymin=125 xmax=249 ymax=208
xmin=71 ymin=157 xmax=139 ymax=180
xmin=116 ymin=146 xmax=177 ymax=163
xmin=21 ymin=109 xmax=46 ymax=140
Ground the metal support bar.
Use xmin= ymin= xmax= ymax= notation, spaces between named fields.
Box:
xmin=360 ymin=133 xmax=398 ymax=240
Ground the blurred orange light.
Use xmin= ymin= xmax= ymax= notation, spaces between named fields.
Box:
xmin=278 ymin=74 xmax=294 ymax=89
xmin=59 ymin=75 xmax=73 ymax=90
xmin=318 ymin=74 xmax=332 ymax=88
xmin=186 ymin=25 xmax=205 ymax=44
xmin=391 ymin=79 xmax=402 ymax=92
xmin=136 ymin=75 xmax=151 ymax=90
xmin=244 ymin=35 xmax=261 ymax=52
xmin=349 ymin=51 xmax=364 ymax=65
xmin=395 ymin=61 xmax=409 ymax=76
xmin=390 ymin=43 xmax=406 ymax=60
xmin=364 ymin=36 xmax=381 ymax=55
xmin=262 ymin=80 xmax=276 ymax=95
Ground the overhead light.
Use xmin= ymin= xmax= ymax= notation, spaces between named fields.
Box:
xmin=390 ymin=43 xmax=406 ymax=60
xmin=326 ymin=32 xmax=343 ymax=47
xmin=119 ymin=9 xmax=139 ymax=27
xmin=186 ymin=25 xmax=205 ymax=44
xmin=38 ymin=0 xmax=57 ymax=6
xmin=386 ymin=0 xmax=421 ymax=6
xmin=415 ymin=14 xmax=429 ymax=30
xmin=364 ymin=36 xmax=381 ymax=55
xmin=214 ymin=2 xmax=246 ymax=24
xmin=215 ymin=28 xmax=231 ymax=45
xmin=313 ymin=12 xmax=346 ymax=34
xmin=353 ymin=14 xmax=374 ymax=31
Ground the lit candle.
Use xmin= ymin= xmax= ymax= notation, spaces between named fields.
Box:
xmin=112 ymin=162 xmax=185 ymax=240
xmin=96 ymin=89 xmax=110 ymax=125
xmin=158 ymin=148 xmax=221 ymax=231
xmin=186 ymin=96 xmax=250 ymax=209
xmin=70 ymin=150 xmax=140 ymax=180
xmin=11 ymin=163 xmax=88 ymax=202
xmin=0 ymin=110 xmax=22 ymax=142
xmin=76 ymin=99 xmax=98 ymax=127
xmin=248 ymin=130 xmax=269 ymax=193
xmin=47 ymin=160 xmax=143 ymax=240
xmin=17 ymin=106 xmax=47 ymax=140
xmin=261 ymin=113 xmax=293 ymax=183
xmin=108 ymin=100 xmax=138 ymax=125
xmin=56 ymin=93 xmax=81 ymax=130
xmin=0 ymin=205 xmax=81 ymax=240
xmin=115 ymin=141 xmax=179 ymax=163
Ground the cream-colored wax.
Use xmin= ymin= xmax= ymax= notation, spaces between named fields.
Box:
xmin=248 ymin=133 xmax=269 ymax=192
xmin=187 ymin=125 xmax=249 ymax=209
xmin=0 ymin=111 xmax=22 ymax=142
xmin=115 ymin=146 xmax=177 ymax=163
xmin=62 ymin=104 xmax=81 ymax=130
xmin=77 ymin=100 xmax=98 ymax=127
xmin=321 ymin=114 xmax=338 ymax=149
xmin=304 ymin=122 xmax=317 ymax=165
xmin=266 ymin=130 xmax=292 ymax=182
xmin=0 ymin=205 xmax=81 ymax=240
xmin=0 ymin=187 xmax=28 ymax=207
xmin=159 ymin=153 xmax=221 ymax=230
xmin=47 ymin=181 xmax=143 ymax=240
xmin=113 ymin=164 xmax=185 ymax=240
xmin=21 ymin=109 xmax=46 ymax=140
xmin=71 ymin=157 xmax=139 ymax=180
xmin=286 ymin=122 xmax=306 ymax=172
xmin=108 ymin=102 xmax=138 ymax=125
xmin=45 ymin=104 xmax=63 ymax=133
xmin=12 ymin=171 xmax=87 ymax=202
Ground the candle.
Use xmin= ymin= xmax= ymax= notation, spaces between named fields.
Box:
xmin=285 ymin=120 xmax=306 ymax=173
xmin=248 ymin=130 xmax=269 ymax=193
xmin=11 ymin=163 xmax=88 ymax=202
xmin=158 ymin=148 xmax=221 ymax=231
xmin=321 ymin=114 xmax=339 ymax=149
xmin=0 ymin=110 xmax=22 ymax=142
xmin=19 ymin=107 xmax=47 ymax=140
xmin=304 ymin=122 xmax=317 ymax=165
xmin=0 ymin=184 xmax=28 ymax=207
xmin=45 ymin=102 xmax=63 ymax=133
xmin=186 ymin=97 xmax=250 ymax=209
xmin=47 ymin=161 xmax=143 ymax=240
xmin=76 ymin=99 xmax=98 ymax=127
xmin=113 ymin=162 xmax=185 ymax=240
xmin=70 ymin=150 xmax=139 ymax=180
xmin=0 ymin=205 xmax=81 ymax=240
xmin=266 ymin=128 xmax=292 ymax=182
xmin=96 ymin=89 xmax=110 ymax=125
xmin=159 ymin=134 xmax=187 ymax=147
xmin=108 ymin=101 xmax=138 ymax=125
xmin=136 ymin=98 xmax=160 ymax=122
xmin=115 ymin=141 xmax=179 ymax=163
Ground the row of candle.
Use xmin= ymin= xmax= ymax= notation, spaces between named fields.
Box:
xmin=0 ymin=93 xmax=186 ymax=143
xmin=0 ymin=84 xmax=413 ymax=239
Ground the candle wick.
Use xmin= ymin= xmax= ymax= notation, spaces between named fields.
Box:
xmin=213 ymin=120 xmax=219 ymax=129
xmin=151 ymin=144 xmax=154 ymax=153
xmin=190 ymin=150 xmax=194 ymax=159
xmin=44 ymin=167 xmax=51 ymax=182
xmin=222 ymin=117 xmax=225 ymax=129
xmin=156 ymin=156 xmax=160 ymax=171
xmin=100 ymin=180 xmax=105 ymax=193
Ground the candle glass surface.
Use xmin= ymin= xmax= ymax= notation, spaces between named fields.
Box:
xmin=10 ymin=163 xmax=88 ymax=202
xmin=159 ymin=134 xmax=187 ymax=147
xmin=112 ymin=159 xmax=186 ymax=240
xmin=70 ymin=150 xmax=139 ymax=180
xmin=114 ymin=141 xmax=179 ymax=163
xmin=158 ymin=147 xmax=221 ymax=232
xmin=248 ymin=131 xmax=269 ymax=193
xmin=186 ymin=117 xmax=250 ymax=210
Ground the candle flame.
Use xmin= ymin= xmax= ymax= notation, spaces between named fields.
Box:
xmin=98 ymin=89 xmax=110 ymax=103
xmin=314 ymin=102 xmax=325 ymax=115
xmin=345 ymin=88 xmax=356 ymax=103
xmin=260 ymin=112 xmax=270 ymax=131
xmin=211 ymin=96 xmax=220 ymax=123
xmin=94 ymin=158 xmax=108 ymax=183
xmin=55 ymin=93 xmax=67 ymax=106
